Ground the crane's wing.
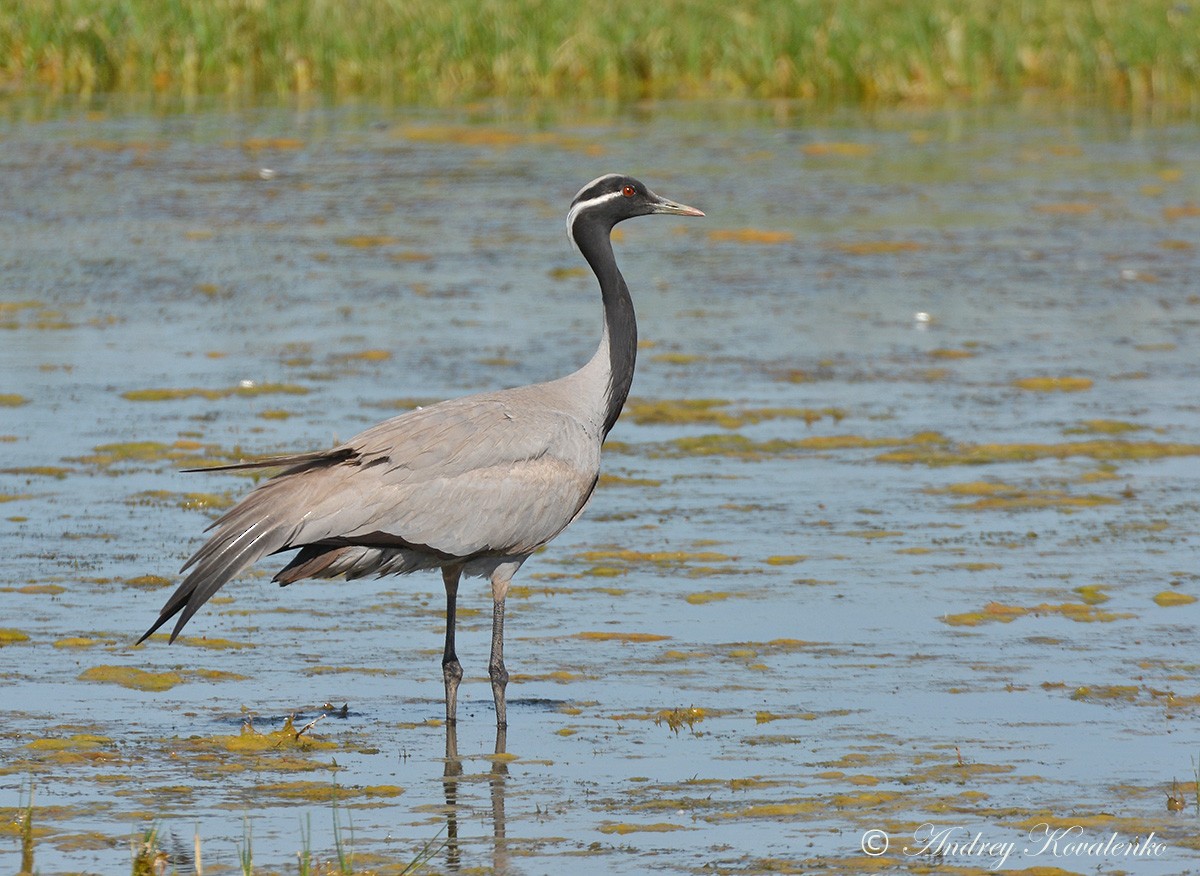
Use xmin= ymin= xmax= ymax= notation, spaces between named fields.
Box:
xmin=140 ymin=392 xmax=600 ymax=643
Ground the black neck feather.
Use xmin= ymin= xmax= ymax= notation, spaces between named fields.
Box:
xmin=575 ymin=218 xmax=637 ymax=437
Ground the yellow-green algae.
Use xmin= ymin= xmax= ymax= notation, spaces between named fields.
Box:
xmin=122 ymin=574 xmax=173 ymax=589
xmin=625 ymin=398 xmax=844 ymax=429
xmin=880 ymin=438 xmax=1200 ymax=466
xmin=598 ymin=821 xmax=688 ymax=834
xmin=0 ymin=465 xmax=71 ymax=478
xmin=1073 ymin=585 xmax=1111 ymax=605
xmin=1153 ymin=591 xmax=1197 ymax=607
xmin=943 ymin=602 xmax=1134 ymax=627
xmin=190 ymin=716 xmax=336 ymax=754
xmin=1065 ymin=419 xmax=1147 ymax=435
xmin=0 ymin=393 xmax=29 ymax=406
xmin=927 ymin=481 xmax=1119 ymax=511
xmin=126 ymin=490 xmax=236 ymax=511
xmin=0 ymin=629 xmax=30 ymax=646
xmin=121 ymin=382 xmax=309 ymax=401
xmin=574 ymin=631 xmax=671 ymax=643
xmin=764 ymin=555 xmax=806 ymax=565
xmin=78 ymin=665 xmax=182 ymax=691
xmin=1013 ymin=376 xmax=1094 ymax=392
xmin=53 ymin=637 xmax=98 ymax=648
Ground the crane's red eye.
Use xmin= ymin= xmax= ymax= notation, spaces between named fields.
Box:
xmin=622 ymin=184 xmax=636 ymax=197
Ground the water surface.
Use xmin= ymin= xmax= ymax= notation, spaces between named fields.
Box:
xmin=2 ymin=101 xmax=1200 ymax=874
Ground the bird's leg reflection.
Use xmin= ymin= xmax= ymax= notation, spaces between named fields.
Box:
xmin=491 ymin=724 xmax=508 ymax=873
xmin=442 ymin=721 xmax=462 ymax=870
xmin=439 ymin=722 xmax=509 ymax=873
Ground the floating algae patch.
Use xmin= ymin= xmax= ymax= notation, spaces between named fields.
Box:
xmin=926 ymin=481 xmax=1119 ymax=511
xmin=575 ymin=631 xmax=671 ymax=643
xmin=1073 ymin=585 xmax=1111 ymax=605
xmin=660 ymin=431 xmax=946 ymax=460
xmin=624 ymin=398 xmax=843 ymax=429
xmin=74 ymin=440 xmax=224 ymax=469
xmin=26 ymin=734 xmax=113 ymax=752
xmin=1071 ymin=684 xmax=1141 ymax=702
xmin=1012 ymin=376 xmax=1094 ymax=392
xmin=0 ymin=629 xmax=31 ymax=646
xmin=1065 ymin=419 xmax=1147 ymax=435
xmin=597 ymin=473 xmax=663 ymax=488
xmin=190 ymin=717 xmax=336 ymax=755
xmin=250 ymin=780 xmax=403 ymax=803
xmin=78 ymin=665 xmax=182 ymax=691
xmin=1153 ymin=591 xmax=1197 ymax=607
xmin=0 ymin=394 xmax=29 ymax=406
xmin=685 ymin=590 xmax=750 ymax=605
xmin=0 ymin=492 xmax=34 ymax=504
xmin=573 ymin=548 xmax=735 ymax=568
xmin=172 ymin=635 xmax=255 ymax=650
xmin=598 ymin=821 xmax=689 ymax=835
xmin=942 ymin=602 xmax=1134 ymax=627
xmin=121 ymin=383 xmax=309 ymax=402
xmin=707 ymin=228 xmax=794 ymax=244
xmin=0 ymin=465 xmax=72 ymax=478
xmin=122 ymin=574 xmax=173 ymax=589
xmin=53 ymin=637 xmax=99 ymax=649
xmin=834 ymin=240 xmax=925 ymax=255
xmin=126 ymin=490 xmax=236 ymax=512
xmin=879 ymin=438 xmax=1200 ymax=466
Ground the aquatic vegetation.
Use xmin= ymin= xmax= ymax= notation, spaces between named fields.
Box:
xmin=0 ymin=465 xmax=71 ymax=478
xmin=0 ymin=628 xmax=30 ymax=646
xmin=802 ymin=141 xmax=875 ymax=157
xmin=121 ymin=382 xmax=309 ymax=402
xmin=879 ymin=438 xmax=1200 ymax=466
xmin=942 ymin=601 xmax=1134 ymax=627
xmin=707 ymin=229 xmax=794 ymax=244
xmin=1074 ymin=585 xmax=1111 ymax=605
xmin=1012 ymin=376 xmax=1094 ymax=392
xmin=574 ymin=631 xmax=671 ymax=643
xmin=77 ymin=665 xmax=183 ymax=691
xmin=764 ymin=555 xmax=806 ymax=565
xmin=191 ymin=716 xmax=337 ymax=755
xmin=1153 ymin=591 xmax=1197 ymax=607
xmin=9 ymin=0 xmax=1196 ymax=108
xmin=834 ymin=240 xmax=925 ymax=255
xmin=0 ymin=393 xmax=28 ymax=406
xmin=926 ymin=480 xmax=1119 ymax=511
xmin=598 ymin=821 xmax=688 ymax=834
xmin=625 ymin=398 xmax=844 ymax=429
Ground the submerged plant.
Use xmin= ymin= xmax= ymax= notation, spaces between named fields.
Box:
xmin=18 ymin=783 xmax=34 ymax=876
xmin=130 ymin=824 xmax=168 ymax=876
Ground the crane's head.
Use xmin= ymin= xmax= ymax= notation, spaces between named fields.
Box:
xmin=566 ymin=174 xmax=703 ymax=250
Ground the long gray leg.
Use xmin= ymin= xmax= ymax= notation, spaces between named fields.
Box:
xmin=489 ymin=568 xmax=514 ymax=727
xmin=441 ymin=565 xmax=463 ymax=724
xmin=489 ymin=596 xmax=508 ymax=726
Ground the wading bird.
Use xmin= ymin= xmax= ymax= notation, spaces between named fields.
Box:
xmin=139 ymin=174 xmax=703 ymax=726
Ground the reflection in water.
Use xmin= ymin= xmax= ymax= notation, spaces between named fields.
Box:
xmin=442 ymin=723 xmax=508 ymax=873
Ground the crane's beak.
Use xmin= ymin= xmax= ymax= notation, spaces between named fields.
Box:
xmin=649 ymin=194 xmax=704 ymax=217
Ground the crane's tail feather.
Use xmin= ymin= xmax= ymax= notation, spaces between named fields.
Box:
xmin=138 ymin=479 xmax=307 ymax=644
xmin=183 ymin=448 xmax=353 ymax=474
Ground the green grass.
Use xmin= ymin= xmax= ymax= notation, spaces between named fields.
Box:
xmin=1 ymin=0 xmax=1197 ymax=108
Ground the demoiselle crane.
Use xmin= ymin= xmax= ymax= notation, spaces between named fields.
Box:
xmin=138 ymin=174 xmax=703 ymax=726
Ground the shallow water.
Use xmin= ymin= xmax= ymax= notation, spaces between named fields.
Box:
xmin=2 ymin=100 xmax=1200 ymax=875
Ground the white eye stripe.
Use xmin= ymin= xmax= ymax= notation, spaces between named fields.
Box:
xmin=565 ymin=190 xmax=625 ymax=251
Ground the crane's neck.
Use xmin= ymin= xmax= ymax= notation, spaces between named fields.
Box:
xmin=575 ymin=220 xmax=637 ymax=437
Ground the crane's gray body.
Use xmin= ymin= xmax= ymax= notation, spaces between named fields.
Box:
xmin=140 ymin=174 xmax=702 ymax=726
xmin=220 ymin=344 xmax=612 ymax=589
